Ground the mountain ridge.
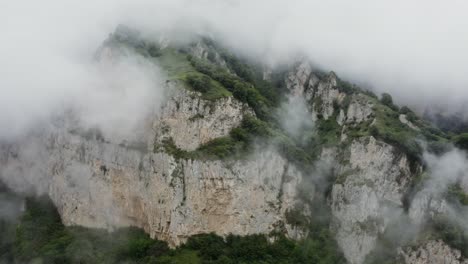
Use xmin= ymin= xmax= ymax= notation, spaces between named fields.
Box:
xmin=0 ymin=26 xmax=467 ymax=264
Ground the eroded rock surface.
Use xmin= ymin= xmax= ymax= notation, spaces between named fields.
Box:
xmin=0 ymin=82 xmax=302 ymax=247
xmin=331 ymin=137 xmax=415 ymax=264
xmin=399 ymin=240 xmax=468 ymax=264
xmin=153 ymin=82 xmax=253 ymax=151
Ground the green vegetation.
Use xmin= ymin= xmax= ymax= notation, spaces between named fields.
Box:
xmin=185 ymin=73 xmax=232 ymax=100
xmin=109 ymin=35 xmax=230 ymax=102
xmin=453 ymin=133 xmax=468 ymax=150
xmin=316 ymin=114 xmax=342 ymax=146
xmin=1 ymin=194 xmax=345 ymax=264
xmin=380 ymin=93 xmax=398 ymax=111
xmin=5 ymin=196 xmax=172 ymax=264
xmin=148 ymin=43 xmax=162 ymax=57
xmin=186 ymin=74 xmax=212 ymax=93
xmin=149 ymin=41 xmax=285 ymax=118
xmin=336 ymin=78 xmax=357 ymax=95
xmin=447 ymin=184 xmax=468 ymax=206
xmin=205 ymin=40 xmax=286 ymax=107
xmin=428 ymin=216 xmax=468 ymax=258
xmin=110 ymin=27 xmax=451 ymax=167
xmin=366 ymin=94 xmax=447 ymax=169
xmin=370 ymin=105 xmax=421 ymax=166
xmin=155 ymin=48 xmax=196 ymax=79
xmin=187 ymin=55 xmax=272 ymax=120
xmin=157 ymin=115 xmax=315 ymax=166
xmin=178 ymin=231 xmax=345 ymax=264
xmin=155 ymin=115 xmax=273 ymax=160
xmin=152 ymin=49 xmax=232 ymax=101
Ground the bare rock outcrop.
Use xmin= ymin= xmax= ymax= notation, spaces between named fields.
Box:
xmin=153 ymin=82 xmax=253 ymax=151
xmin=331 ymin=136 xmax=415 ymax=264
xmin=399 ymin=240 xmax=468 ymax=264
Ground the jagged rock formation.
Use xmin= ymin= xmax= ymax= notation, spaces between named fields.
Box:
xmin=282 ymin=60 xmax=461 ymax=264
xmin=409 ymin=190 xmax=450 ymax=224
xmin=339 ymin=94 xmax=374 ymax=125
xmin=331 ymin=137 xmax=415 ymax=264
xmin=153 ymin=82 xmax=253 ymax=151
xmin=399 ymin=240 xmax=468 ymax=264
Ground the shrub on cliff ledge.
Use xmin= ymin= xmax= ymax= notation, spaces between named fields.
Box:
xmin=380 ymin=93 xmax=399 ymax=111
xmin=186 ymin=74 xmax=211 ymax=93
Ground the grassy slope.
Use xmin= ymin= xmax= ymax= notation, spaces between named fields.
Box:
xmin=155 ymin=48 xmax=232 ymax=101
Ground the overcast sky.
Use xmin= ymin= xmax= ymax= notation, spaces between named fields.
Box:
xmin=1 ymin=0 xmax=468 ymax=139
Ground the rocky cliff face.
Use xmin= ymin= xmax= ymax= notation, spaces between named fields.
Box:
xmin=399 ymin=240 xmax=468 ymax=264
xmin=283 ymin=59 xmax=468 ymax=264
xmin=286 ymin=61 xmax=346 ymax=121
xmin=47 ymin=132 xmax=302 ymax=246
xmin=331 ymin=137 xmax=415 ymax=264
xmin=0 ymin=81 xmax=304 ymax=247
xmin=1 ymin=35 xmax=467 ymax=263
xmin=153 ymin=82 xmax=253 ymax=151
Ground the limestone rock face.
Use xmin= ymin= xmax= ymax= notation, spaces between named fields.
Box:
xmin=312 ymin=72 xmax=345 ymax=120
xmin=0 ymin=83 xmax=303 ymax=247
xmin=399 ymin=240 xmax=468 ymax=264
xmin=343 ymin=95 xmax=374 ymax=125
xmin=47 ymin=131 xmax=302 ymax=246
xmin=3 ymin=131 xmax=303 ymax=246
xmin=286 ymin=61 xmax=313 ymax=97
xmin=285 ymin=61 xmax=346 ymax=121
xmin=331 ymin=136 xmax=415 ymax=264
xmin=408 ymin=191 xmax=450 ymax=224
xmin=153 ymin=82 xmax=253 ymax=151
xmin=283 ymin=61 xmax=433 ymax=264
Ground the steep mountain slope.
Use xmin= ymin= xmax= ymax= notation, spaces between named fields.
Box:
xmin=1 ymin=26 xmax=467 ymax=263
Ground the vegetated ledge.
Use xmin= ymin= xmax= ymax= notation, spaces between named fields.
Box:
xmin=153 ymin=115 xmax=315 ymax=169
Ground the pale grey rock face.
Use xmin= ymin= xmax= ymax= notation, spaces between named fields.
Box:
xmin=0 ymin=83 xmax=304 ymax=247
xmin=153 ymin=82 xmax=253 ymax=151
xmin=286 ymin=61 xmax=313 ymax=97
xmin=284 ymin=61 xmax=346 ymax=121
xmin=313 ymin=73 xmax=346 ymax=120
xmin=3 ymin=131 xmax=304 ymax=246
xmin=399 ymin=240 xmax=468 ymax=264
xmin=331 ymin=137 xmax=414 ymax=264
xmin=337 ymin=109 xmax=346 ymax=126
xmin=408 ymin=191 xmax=450 ymax=224
xmin=345 ymin=95 xmax=374 ymax=125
